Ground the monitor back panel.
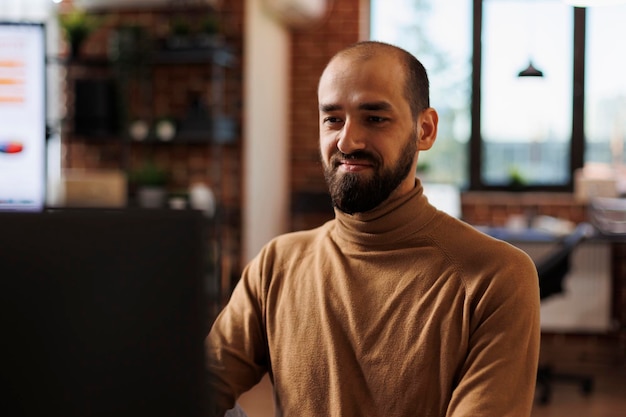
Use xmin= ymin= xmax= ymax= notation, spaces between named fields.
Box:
xmin=0 ymin=209 xmax=211 ymax=417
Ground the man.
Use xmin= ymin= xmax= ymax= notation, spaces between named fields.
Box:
xmin=206 ymin=41 xmax=540 ymax=417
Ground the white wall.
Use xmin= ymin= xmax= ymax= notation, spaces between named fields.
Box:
xmin=242 ymin=0 xmax=290 ymax=263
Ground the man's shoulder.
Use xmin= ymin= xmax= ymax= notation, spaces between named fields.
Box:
xmin=430 ymin=213 xmax=535 ymax=269
xmin=248 ymin=221 xmax=335 ymax=281
xmin=263 ymin=219 xmax=335 ymax=255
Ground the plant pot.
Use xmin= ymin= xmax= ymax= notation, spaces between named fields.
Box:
xmin=69 ymin=37 xmax=86 ymax=59
xmin=137 ymin=186 xmax=166 ymax=208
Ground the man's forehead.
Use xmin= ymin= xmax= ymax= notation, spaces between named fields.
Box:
xmin=324 ymin=52 xmax=388 ymax=75
xmin=318 ymin=58 xmax=405 ymax=105
xmin=320 ymin=52 xmax=403 ymax=86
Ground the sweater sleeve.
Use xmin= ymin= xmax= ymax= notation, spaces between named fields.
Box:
xmin=446 ymin=246 xmax=541 ymax=417
xmin=205 ymin=255 xmax=269 ymax=417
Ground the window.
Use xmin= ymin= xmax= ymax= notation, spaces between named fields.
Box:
xmin=585 ymin=3 xmax=626 ymax=169
xmin=372 ymin=0 xmax=626 ymax=192
xmin=480 ymin=0 xmax=573 ymax=188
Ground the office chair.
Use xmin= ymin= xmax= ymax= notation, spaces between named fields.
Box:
xmin=534 ymin=222 xmax=595 ymax=405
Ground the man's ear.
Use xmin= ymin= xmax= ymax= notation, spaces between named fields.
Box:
xmin=417 ymin=108 xmax=438 ymax=151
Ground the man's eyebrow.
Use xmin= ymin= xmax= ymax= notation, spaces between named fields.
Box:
xmin=319 ymin=103 xmax=342 ymax=112
xmin=359 ymin=101 xmax=392 ymax=111
xmin=319 ymin=101 xmax=393 ymax=112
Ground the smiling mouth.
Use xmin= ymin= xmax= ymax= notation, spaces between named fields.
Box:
xmin=332 ymin=152 xmax=378 ymax=171
xmin=338 ymin=159 xmax=373 ymax=172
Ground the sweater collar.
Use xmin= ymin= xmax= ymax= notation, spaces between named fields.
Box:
xmin=332 ymin=178 xmax=438 ymax=247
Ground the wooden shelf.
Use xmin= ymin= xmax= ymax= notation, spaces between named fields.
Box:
xmin=153 ymin=45 xmax=235 ymax=66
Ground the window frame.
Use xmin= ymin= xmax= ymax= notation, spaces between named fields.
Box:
xmin=470 ymin=1 xmax=586 ymax=192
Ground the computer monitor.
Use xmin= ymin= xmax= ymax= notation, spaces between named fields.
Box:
xmin=0 ymin=21 xmax=47 ymax=212
xmin=1 ymin=208 xmax=213 ymax=417
xmin=422 ymin=182 xmax=462 ymax=219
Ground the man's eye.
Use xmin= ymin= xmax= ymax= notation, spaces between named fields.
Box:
xmin=367 ymin=116 xmax=386 ymax=123
xmin=324 ymin=117 xmax=342 ymax=124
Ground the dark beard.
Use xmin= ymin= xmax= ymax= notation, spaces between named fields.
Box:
xmin=323 ymin=133 xmax=417 ymax=214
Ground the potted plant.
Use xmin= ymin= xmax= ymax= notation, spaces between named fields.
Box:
xmin=129 ymin=161 xmax=169 ymax=208
xmin=196 ymin=16 xmax=220 ymax=48
xmin=168 ymin=17 xmax=192 ymax=49
xmin=508 ymin=166 xmax=527 ymax=190
xmin=59 ymin=9 xmax=100 ymax=58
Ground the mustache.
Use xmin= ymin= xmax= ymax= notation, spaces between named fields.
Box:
xmin=330 ymin=151 xmax=380 ymax=167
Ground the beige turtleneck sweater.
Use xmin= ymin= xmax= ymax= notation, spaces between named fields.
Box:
xmin=206 ymin=181 xmax=540 ymax=417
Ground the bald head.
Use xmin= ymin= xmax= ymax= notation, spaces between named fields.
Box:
xmin=321 ymin=41 xmax=430 ymax=120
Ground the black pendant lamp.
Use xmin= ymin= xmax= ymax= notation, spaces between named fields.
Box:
xmin=518 ymin=60 xmax=544 ymax=77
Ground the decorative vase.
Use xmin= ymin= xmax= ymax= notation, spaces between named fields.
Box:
xmin=137 ymin=186 xmax=166 ymax=208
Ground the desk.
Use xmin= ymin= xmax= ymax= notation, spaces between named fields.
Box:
xmin=479 ymin=226 xmax=625 ymax=341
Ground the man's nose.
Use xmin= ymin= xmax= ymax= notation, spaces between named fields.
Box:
xmin=336 ymin=120 xmax=366 ymax=154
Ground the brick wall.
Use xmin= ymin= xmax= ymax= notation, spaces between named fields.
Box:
xmin=59 ymin=1 xmax=244 ymax=284
xmin=461 ymin=191 xmax=589 ymax=227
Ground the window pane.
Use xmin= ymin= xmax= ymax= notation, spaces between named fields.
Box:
xmin=585 ymin=4 xmax=626 ymax=167
xmin=481 ymin=0 xmax=573 ymax=186
xmin=370 ymin=0 xmax=471 ymax=188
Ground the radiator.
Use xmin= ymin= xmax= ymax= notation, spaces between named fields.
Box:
xmin=513 ymin=241 xmax=613 ymax=333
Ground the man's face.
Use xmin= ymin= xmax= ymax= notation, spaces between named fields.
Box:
xmin=322 ymin=130 xmax=417 ymax=215
xmin=317 ymin=54 xmax=420 ymax=214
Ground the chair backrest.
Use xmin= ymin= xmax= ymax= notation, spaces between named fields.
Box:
xmin=536 ymin=222 xmax=594 ymax=300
